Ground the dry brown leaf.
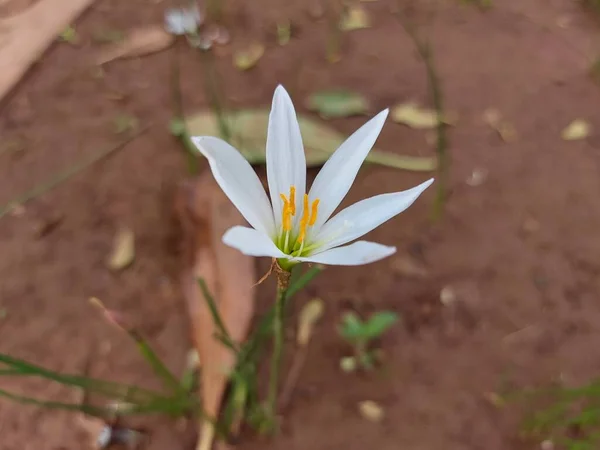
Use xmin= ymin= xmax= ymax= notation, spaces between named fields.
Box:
xmin=297 ymin=298 xmax=324 ymax=347
xmin=94 ymin=26 xmax=175 ymax=65
xmin=0 ymin=0 xmax=96 ymax=102
xmin=176 ymin=174 xmax=255 ymax=450
xmin=358 ymin=400 xmax=384 ymax=422
xmin=339 ymin=5 xmax=371 ymax=31
xmin=106 ymin=227 xmax=135 ymax=271
xmin=233 ymin=43 xmax=265 ymax=70
xmin=562 ymin=119 xmax=591 ymax=141
xmin=482 ymin=108 xmax=517 ymax=142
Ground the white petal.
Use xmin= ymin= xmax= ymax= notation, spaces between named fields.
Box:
xmin=192 ymin=136 xmax=275 ymax=236
xmin=314 ymin=178 xmax=434 ymax=250
xmin=296 ymin=241 xmax=396 ymax=266
xmin=266 ymin=85 xmax=307 ymax=231
xmin=223 ymin=226 xmax=288 ymax=258
xmin=308 ymin=109 xmax=388 ymax=232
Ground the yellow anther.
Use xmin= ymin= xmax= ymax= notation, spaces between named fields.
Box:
xmin=297 ymin=194 xmax=310 ymax=243
xmin=308 ymin=199 xmax=320 ymax=226
xmin=280 ymin=194 xmax=292 ymax=231
xmin=289 ymin=186 xmax=296 ymax=216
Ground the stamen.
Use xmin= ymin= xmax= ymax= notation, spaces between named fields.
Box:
xmin=279 ymin=194 xmax=291 ymax=231
xmin=289 ymin=186 xmax=296 ymax=216
xmin=297 ymin=194 xmax=310 ymax=243
xmin=308 ymin=199 xmax=320 ymax=226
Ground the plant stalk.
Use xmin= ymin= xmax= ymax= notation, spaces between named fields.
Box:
xmin=267 ymin=264 xmax=292 ymax=420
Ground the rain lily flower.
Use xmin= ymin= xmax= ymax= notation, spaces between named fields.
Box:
xmin=191 ymin=86 xmax=433 ymax=267
xmin=164 ymin=5 xmax=202 ymax=35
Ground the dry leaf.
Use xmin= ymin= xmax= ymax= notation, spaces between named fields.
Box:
xmin=107 ymin=228 xmax=135 ymax=271
xmin=0 ymin=0 xmax=96 ymax=102
xmin=233 ymin=43 xmax=265 ymax=70
xmin=483 ymin=108 xmax=517 ymax=142
xmin=94 ymin=26 xmax=175 ymax=65
xmin=391 ymin=254 xmax=428 ymax=278
xmin=297 ymin=298 xmax=324 ymax=347
xmin=176 ymin=175 xmax=255 ymax=450
xmin=185 ymin=110 xmax=437 ymax=172
xmin=305 ymin=89 xmax=369 ymax=119
xmin=392 ymin=102 xmax=456 ymax=129
xmin=358 ymin=400 xmax=384 ymax=422
xmin=340 ymin=5 xmax=371 ymax=31
xmin=562 ymin=119 xmax=591 ymax=141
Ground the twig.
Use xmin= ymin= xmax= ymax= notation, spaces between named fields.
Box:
xmin=395 ymin=8 xmax=449 ymax=222
xmin=0 ymin=125 xmax=151 ymax=219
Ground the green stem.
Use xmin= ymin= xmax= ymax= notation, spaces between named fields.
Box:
xmin=267 ymin=268 xmax=291 ymax=419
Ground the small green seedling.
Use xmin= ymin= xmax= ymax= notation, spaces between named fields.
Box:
xmin=59 ymin=26 xmax=78 ymax=44
xmin=338 ymin=311 xmax=399 ymax=371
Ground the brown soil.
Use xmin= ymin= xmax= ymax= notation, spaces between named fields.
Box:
xmin=2 ymin=0 xmax=600 ymax=449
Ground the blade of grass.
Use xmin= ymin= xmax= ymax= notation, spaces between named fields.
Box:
xmin=0 ymin=388 xmax=109 ymax=416
xmin=0 ymin=125 xmax=151 ymax=219
xmin=128 ymin=329 xmax=185 ymax=396
xmin=197 ymin=277 xmax=239 ymax=353
xmin=0 ymin=353 xmax=162 ymax=402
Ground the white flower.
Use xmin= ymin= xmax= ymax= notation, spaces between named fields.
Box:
xmin=191 ymin=86 xmax=434 ymax=266
xmin=164 ymin=6 xmax=202 ymax=35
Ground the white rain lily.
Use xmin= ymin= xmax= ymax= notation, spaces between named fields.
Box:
xmin=164 ymin=5 xmax=202 ymax=35
xmin=191 ymin=86 xmax=433 ymax=267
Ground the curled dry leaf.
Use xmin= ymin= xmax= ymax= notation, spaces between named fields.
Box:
xmin=176 ymin=174 xmax=255 ymax=450
xmin=562 ymin=119 xmax=591 ymax=141
xmin=482 ymin=108 xmax=517 ymax=142
xmin=233 ymin=43 xmax=265 ymax=70
xmin=358 ymin=400 xmax=384 ymax=422
xmin=107 ymin=227 xmax=135 ymax=271
xmin=297 ymin=298 xmax=325 ymax=347
xmin=94 ymin=26 xmax=175 ymax=65
xmin=392 ymin=102 xmax=456 ymax=129
xmin=340 ymin=5 xmax=371 ymax=31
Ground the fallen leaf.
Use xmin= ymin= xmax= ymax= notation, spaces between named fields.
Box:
xmin=92 ymin=28 xmax=125 ymax=44
xmin=297 ymin=298 xmax=325 ymax=346
xmin=233 ymin=43 xmax=265 ymax=70
xmin=340 ymin=5 xmax=371 ymax=31
xmin=185 ymin=109 xmax=437 ymax=172
xmin=306 ymin=89 xmax=369 ymax=119
xmin=277 ymin=21 xmax=291 ymax=46
xmin=176 ymin=175 xmax=255 ymax=450
xmin=358 ymin=400 xmax=384 ymax=422
xmin=94 ymin=26 xmax=175 ymax=65
xmin=482 ymin=108 xmax=517 ymax=142
xmin=439 ymin=285 xmax=456 ymax=306
xmin=107 ymin=228 xmax=135 ymax=271
xmin=562 ymin=119 xmax=591 ymax=140
xmin=113 ymin=114 xmax=139 ymax=134
xmin=392 ymin=102 xmax=456 ymax=129
xmin=391 ymin=254 xmax=428 ymax=278
xmin=465 ymin=168 xmax=488 ymax=186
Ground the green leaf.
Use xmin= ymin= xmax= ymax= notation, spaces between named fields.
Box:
xmin=362 ymin=311 xmax=399 ymax=339
xmin=306 ymin=89 xmax=369 ymax=119
xmin=185 ymin=109 xmax=436 ymax=172
xmin=339 ymin=312 xmax=365 ymax=341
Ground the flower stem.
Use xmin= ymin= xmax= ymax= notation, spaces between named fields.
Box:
xmin=267 ymin=264 xmax=291 ymax=421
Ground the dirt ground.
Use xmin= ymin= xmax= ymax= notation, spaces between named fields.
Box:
xmin=2 ymin=0 xmax=600 ymax=449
